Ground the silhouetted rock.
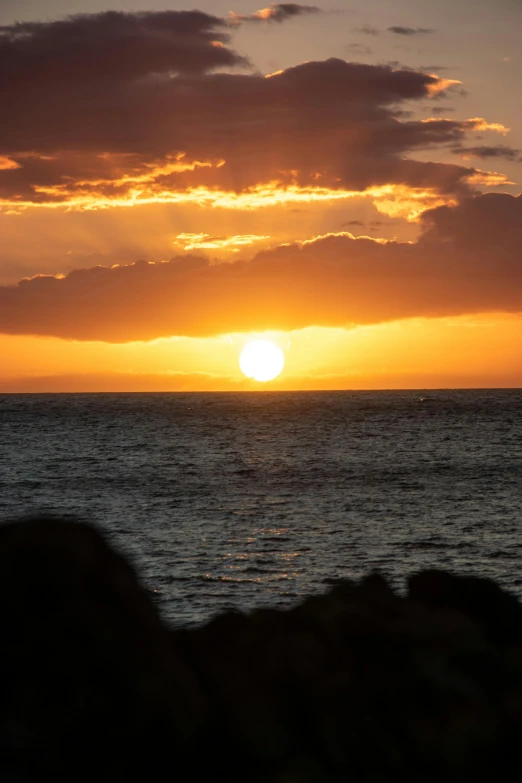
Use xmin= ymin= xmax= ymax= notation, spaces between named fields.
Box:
xmin=408 ymin=569 xmax=522 ymax=644
xmin=2 ymin=517 xmax=522 ymax=781
xmin=0 ymin=518 xmax=203 ymax=781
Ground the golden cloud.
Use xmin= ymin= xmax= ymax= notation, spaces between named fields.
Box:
xmin=172 ymin=233 xmax=271 ymax=251
xmin=1 ymin=193 xmax=522 ymax=342
xmin=0 ymin=182 xmax=470 ymax=222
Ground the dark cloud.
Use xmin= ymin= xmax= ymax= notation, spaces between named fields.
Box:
xmin=0 ymin=12 xmax=501 ymax=208
xmin=0 ymin=11 xmax=247 ymax=88
xmin=383 ymin=60 xmax=407 ymax=70
xmin=451 ymin=145 xmax=522 ymax=161
xmin=417 ymin=65 xmax=450 ymax=72
xmin=428 ymin=105 xmax=456 ymax=114
xmin=354 ymin=24 xmax=380 ymax=35
xmin=388 ymin=26 xmax=435 ymax=36
xmin=347 ymin=43 xmax=373 ymax=55
xmin=417 ymin=192 xmax=522 ymax=250
xmin=230 ymin=4 xmax=321 ymax=23
xmin=1 ymin=193 xmax=521 ymax=341
xmin=0 ymin=40 xmax=480 ymax=207
xmin=385 ymin=61 xmax=449 ymax=73
xmin=341 ymin=218 xmax=398 ymax=232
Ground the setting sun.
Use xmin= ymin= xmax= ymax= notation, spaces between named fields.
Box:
xmin=1 ymin=2 xmax=522 ymax=394
xmin=239 ymin=340 xmax=285 ymax=382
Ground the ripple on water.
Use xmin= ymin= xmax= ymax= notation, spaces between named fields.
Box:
xmin=1 ymin=390 xmax=522 ymax=625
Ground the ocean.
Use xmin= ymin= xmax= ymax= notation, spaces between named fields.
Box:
xmin=1 ymin=390 xmax=521 ymax=627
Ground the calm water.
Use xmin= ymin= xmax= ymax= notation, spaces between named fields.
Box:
xmin=1 ymin=390 xmax=522 ymax=626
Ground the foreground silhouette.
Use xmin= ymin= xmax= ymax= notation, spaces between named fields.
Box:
xmin=1 ymin=518 xmax=522 ymax=782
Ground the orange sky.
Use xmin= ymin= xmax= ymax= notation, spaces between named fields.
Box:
xmin=1 ymin=3 xmax=521 ymax=391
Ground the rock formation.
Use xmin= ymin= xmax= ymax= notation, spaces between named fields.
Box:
xmin=1 ymin=517 xmax=522 ymax=781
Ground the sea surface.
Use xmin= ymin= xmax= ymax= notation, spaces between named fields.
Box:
xmin=1 ymin=390 xmax=522 ymax=626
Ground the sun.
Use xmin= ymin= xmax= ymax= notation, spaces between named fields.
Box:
xmin=239 ymin=340 xmax=285 ymax=382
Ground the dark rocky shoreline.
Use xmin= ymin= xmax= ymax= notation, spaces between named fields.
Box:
xmin=2 ymin=517 xmax=522 ymax=781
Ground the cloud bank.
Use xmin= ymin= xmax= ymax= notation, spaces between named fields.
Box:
xmin=1 ymin=193 xmax=521 ymax=342
xmin=0 ymin=11 xmax=247 ymax=84
xmin=451 ymin=145 xmax=522 ymax=162
xmin=0 ymin=11 xmax=505 ymax=213
xmin=388 ymin=26 xmax=435 ymax=36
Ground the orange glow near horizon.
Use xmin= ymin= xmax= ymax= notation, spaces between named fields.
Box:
xmin=1 ymin=313 xmax=522 ymax=392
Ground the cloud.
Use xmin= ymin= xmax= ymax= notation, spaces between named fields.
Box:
xmin=172 ymin=233 xmax=271 ymax=252
xmin=0 ymin=157 xmax=20 ymax=171
xmin=230 ymin=4 xmax=321 ymax=24
xmin=347 ymin=43 xmax=373 ymax=55
xmin=1 ymin=193 xmax=521 ymax=342
xmin=388 ymin=26 xmax=435 ymax=36
xmin=0 ymin=12 xmax=508 ymax=214
xmin=451 ymin=145 xmax=522 ymax=162
xmin=0 ymin=11 xmax=247 ymax=86
xmin=417 ymin=65 xmax=450 ymax=72
xmin=341 ymin=219 xmax=398 ymax=231
xmin=384 ymin=61 xmax=450 ymax=74
xmin=466 ymin=118 xmax=509 ymax=135
xmin=0 ymin=51 xmax=493 ymax=212
xmin=353 ymin=24 xmax=380 ymax=36
xmin=428 ymin=105 xmax=456 ymax=114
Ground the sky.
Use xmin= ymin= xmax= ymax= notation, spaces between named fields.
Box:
xmin=1 ymin=0 xmax=522 ymax=391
